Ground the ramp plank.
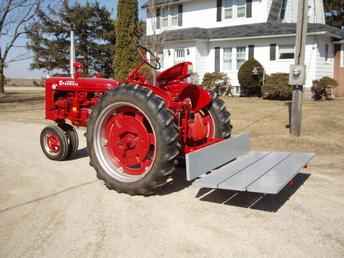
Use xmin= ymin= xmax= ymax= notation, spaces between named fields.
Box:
xmin=186 ymin=134 xmax=250 ymax=181
xmin=218 ymin=152 xmax=291 ymax=191
xmin=195 ymin=152 xmax=269 ymax=188
xmin=247 ymin=153 xmax=315 ymax=194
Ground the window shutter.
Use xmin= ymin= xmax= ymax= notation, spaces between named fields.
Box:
xmin=246 ymin=0 xmax=252 ymax=18
xmin=156 ymin=7 xmax=161 ymax=29
xmin=217 ymin=0 xmax=222 ymax=22
xmin=270 ymin=44 xmax=276 ymax=60
xmin=178 ymin=4 xmax=183 ymax=26
xmin=215 ymin=47 xmax=221 ymax=72
xmin=248 ymin=45 xmax=254 ymax=59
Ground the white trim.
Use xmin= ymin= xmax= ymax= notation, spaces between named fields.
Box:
xmin=162 ymin=32 xmax=339 ymax=44
xmin=209 ymin=31 xmax=336 ymax=42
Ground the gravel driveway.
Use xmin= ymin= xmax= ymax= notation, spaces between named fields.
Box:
xmin=0 ymin=89 xmax=343 ymax=257
xmin=0 ymin=120 xmax=343 ymax=258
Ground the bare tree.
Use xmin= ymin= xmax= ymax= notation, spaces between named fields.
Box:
xmin=0 ymin=0 xmax=42 ymax=96
xmin=146 ymin=0 xmax=166 ymax=83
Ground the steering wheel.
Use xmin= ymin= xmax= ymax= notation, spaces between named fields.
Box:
xmin=137 ymin=45 xmax=161 ymax=70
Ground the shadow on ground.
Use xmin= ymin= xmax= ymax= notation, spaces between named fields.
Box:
xmin=196 ymin=173 xmax=310 ymax=212
xmin=69 ymin=147 xmax=89 ymax=160
xmin=158 ymin=167 xmax=193 ymax=195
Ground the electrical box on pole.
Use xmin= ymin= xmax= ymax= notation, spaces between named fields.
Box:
xmin=289 ymin=0 xmax=308 ymax=136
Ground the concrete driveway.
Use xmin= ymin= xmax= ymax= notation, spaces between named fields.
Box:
xmin=0 ymin=121 xmax=343 ymax=257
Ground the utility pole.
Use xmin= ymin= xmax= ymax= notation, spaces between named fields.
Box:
xmin=289 ymin=0 xmax=308 ymax=136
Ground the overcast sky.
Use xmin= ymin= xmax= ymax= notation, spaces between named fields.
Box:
xmin=5 ymin=0 xmax=146 ymax=79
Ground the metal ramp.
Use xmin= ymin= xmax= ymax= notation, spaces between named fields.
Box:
xmin=186 ymin=135 xmax=314 ymax=195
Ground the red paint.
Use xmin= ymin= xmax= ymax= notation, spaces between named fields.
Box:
xmin=46 ymin=134 xmax=61 ymax=153
xmin=104 ymin=106 xmax=155 ymax=175
xmin=44 ymin=60 xmax=224 ymax=166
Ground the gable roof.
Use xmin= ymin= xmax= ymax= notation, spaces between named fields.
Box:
xmin=145 ymin=23 xmax=344 ymax=42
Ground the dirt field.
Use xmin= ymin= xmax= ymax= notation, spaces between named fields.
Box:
xmin=0 ymin=87 xmax=344 ymax=258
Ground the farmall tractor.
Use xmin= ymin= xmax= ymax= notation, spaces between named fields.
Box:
xmin=40 ymin=44 xmax=232 ymax=195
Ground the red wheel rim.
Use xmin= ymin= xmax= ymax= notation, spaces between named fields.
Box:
xmin=102 ymin=106 xmax=156 ymax=176
xmin=46 ymin=133 xmax=61 ymax=153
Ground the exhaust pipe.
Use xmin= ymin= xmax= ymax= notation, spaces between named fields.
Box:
xmin=70 ymin=31 xmax=75 ymax=78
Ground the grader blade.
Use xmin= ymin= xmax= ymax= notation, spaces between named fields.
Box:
xmin=186 ymin=135 xmax=314 ymax=195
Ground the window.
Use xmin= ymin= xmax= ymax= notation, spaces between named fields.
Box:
xmin=279 ymin=45 xmax=295 ymax=59
xmin=237 ymin=0 xmax=247 ymax=17
xmin=223 ymin=48 xmax=232 ymax=70
xmin=161 ymin=7 xmax=169 ymax=28
xmin=158 ymin=5 xmax=181 ymax=29
xmin=170 ymin=6 xmax=178 ymax=26
xmin=223 ymin=0 xmax=233 ymax=19
xmin=176 ymin=48 xmax=185 ymax=58
xmin=236 ymin=47 xmax=246 ymax=69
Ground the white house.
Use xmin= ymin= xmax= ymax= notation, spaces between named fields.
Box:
xmin=142 ymin=0 xmax=344 ymax=95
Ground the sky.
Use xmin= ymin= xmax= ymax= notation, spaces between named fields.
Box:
xmin=5 ymin=0 xmax=146 ymax=79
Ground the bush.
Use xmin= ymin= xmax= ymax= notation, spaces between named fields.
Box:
xmin=262 ymin=73 xmax=292 ymax=100
xmin=311 ymin=76 xmax=338 ymax=100
xmin=202 ymin=72 xmax=227 ymax=90
xmin=201 ymin=72 xmax=232 ymax=96
xmin=238 ymin=58 xmax=264 ymax=96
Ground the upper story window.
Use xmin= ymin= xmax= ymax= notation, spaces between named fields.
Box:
xmin=157 ymin=5 xmax=182 ymax=29
xmin=279 ymin=45 xmax=295 ymax=59
xmin=237 ymin=0 xmax=246 ymax=17
xmin=161 ymin=7 xmax=169 ymax=28
xmin=223 ymin=0 xmax=247 ymax=19
xmin=170 ymin=6 xmax=178 ymax=26
xmin=223 ymin=0 xmax=233 ymax=19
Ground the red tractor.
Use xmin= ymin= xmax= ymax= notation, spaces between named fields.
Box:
xmin=40 ymin=45 xmax=232 ymax=195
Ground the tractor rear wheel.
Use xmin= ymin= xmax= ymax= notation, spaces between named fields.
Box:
xmin=87 ymin=84 xmax=180 ymax=195
xmin=208 ymin=95 xmax=232 ymax=139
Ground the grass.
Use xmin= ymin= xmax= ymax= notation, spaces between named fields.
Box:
xmin=1 ymin=87 xmax=343 ymax=158
xmin=225 ymin=97 xmax=344 ymax=156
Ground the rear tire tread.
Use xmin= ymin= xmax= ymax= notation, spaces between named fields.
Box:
xmin=87 ymin=84 xmax=180 ymax=196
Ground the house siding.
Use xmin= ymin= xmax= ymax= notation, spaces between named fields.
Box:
xmin=314 ymin=37 xmax=334 ymax=80
xmin=147 ymin=0 xmax=271 ymax=35
xmin=206 ymin=37 xmax=317 ymax=88
xmin=146 ymin=0 xmax=326 ymax=35
xmin=160 ymin=35 xmax=334 ymax=94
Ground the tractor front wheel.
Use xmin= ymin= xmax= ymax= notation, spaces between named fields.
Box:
xmin=40 ymin=126 xmax=70 ymax=161
xmin=87 ymin=84 xmax=180 ymax=195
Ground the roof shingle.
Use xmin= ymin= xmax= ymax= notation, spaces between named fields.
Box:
xmin=145 ymin=23 xmax=344 ymax=42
